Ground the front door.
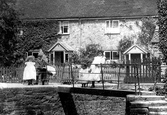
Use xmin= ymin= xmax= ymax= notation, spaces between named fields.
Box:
xmin=55 ymin=51 xmax=64 ymax=64
xmin=131 ymin=54 xmax=141 ymax=62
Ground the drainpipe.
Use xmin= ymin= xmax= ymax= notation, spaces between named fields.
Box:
xmin=79 ymin=18 xmax=82 ymax=56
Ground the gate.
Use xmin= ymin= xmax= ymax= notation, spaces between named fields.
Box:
xmin=124 ymin=58 xmax=161 ymax=83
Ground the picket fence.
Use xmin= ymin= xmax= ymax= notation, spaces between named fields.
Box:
xmin=0 ymin=58 xmax=162 ymax=84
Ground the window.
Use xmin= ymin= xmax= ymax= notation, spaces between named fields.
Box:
xmin=113 ymin=51 xmax=119 ymax=60
xmin=104 ymin=51 xmax=120 ymax=60
xmin=50 ymin=53 xmax=53 ymax=65
xmin=59 ymin=21 xmax=69 ymax=34
xmin=27 ymin=52 xmax=38 ymax=58
xmin=65 ymin=53 xmax=69 ymax=62
xmin=105 ymin=20 xmax=120 ymax=34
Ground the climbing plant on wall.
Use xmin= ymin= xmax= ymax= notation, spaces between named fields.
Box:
xmin=20 ymin=20 xmax=60 ymax=57
xmin=118 ymin=37 xmax=133 ymax=54
xmin=158 ymin=0 xmax=167 ymax=62
xmin=137 ymin=17 xmax=156 ymax=47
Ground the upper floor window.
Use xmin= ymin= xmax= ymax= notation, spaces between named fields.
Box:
xmin=59 ymin=21 xmax=69 ymax=34
xmin=105 ymin=20 xmax=120 ymax=34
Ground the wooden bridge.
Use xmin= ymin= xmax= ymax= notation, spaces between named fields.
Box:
xmin=58 ymin=86 xmax=136 ymax=115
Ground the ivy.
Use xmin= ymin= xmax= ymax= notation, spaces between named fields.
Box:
xmin=118 ymin=37 xmax=133 ymax=53
xmin=20 ymin=20 xmax=60 ymax=57
xmin=158 ymin=0 xmax=167 ymax=62
xmin=138 ymin=17 xmax=156 ymax=47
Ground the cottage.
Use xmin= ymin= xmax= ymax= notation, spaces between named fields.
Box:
xmin=15 ymin=0 xmax=158 ymax=64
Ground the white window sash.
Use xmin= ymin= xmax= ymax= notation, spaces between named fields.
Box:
xmin=58 ymin=21 xmax=69 ymax=34
xmin=105 ymin=20 xmax=120 ymax=34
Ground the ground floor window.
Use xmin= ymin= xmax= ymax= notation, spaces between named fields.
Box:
xmin=27 ymin=52 xmax=38 ymax=58
xmin=104 ymin=51 xmax=120 ymax=60
xmin=65 ymin=53 xmax=69 ymax=62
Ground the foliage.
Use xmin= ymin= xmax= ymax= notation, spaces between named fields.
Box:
xmin=118 ymin=37 xmax=133 ymax=53
xmin=79 ymin=44 xmax=102 ymax=67
xmin=158 ymin=0 xmax=167 ymax=63
xmin=70 ymin=44 xmax=102 ymax=67
xmin=0 ymin=0 xmax=22 ymax=66
xmin=70 ymin=51 xmax=80 ymax=64
xmin=137 ymin=17 xmax=156 ymax=47
xmin=118 ymin=17 xmax=156 ymax=55
xmin=20 ymin=20 xmax=60 ymax=56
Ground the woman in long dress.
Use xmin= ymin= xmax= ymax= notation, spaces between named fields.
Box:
xmin=23 ymin=56 xmax=36 ymax=85
xmin=89 ymin=51 xmax=106 ymax=87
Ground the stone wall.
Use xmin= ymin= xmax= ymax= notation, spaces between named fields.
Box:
xmin=61 ymin=19 xmax=142 ymax=51
xmin=0 ymin=87 xmax=126 ymax=115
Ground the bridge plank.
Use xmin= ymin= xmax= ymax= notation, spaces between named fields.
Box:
xmin=58 ymin=86 xmax=135 ymax=97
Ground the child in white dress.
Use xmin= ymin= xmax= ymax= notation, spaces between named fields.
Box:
xmin=23 ymin=56 xmax=36 ymax=85
xmin=79 ymin=64 xmax=90 ymax=87
xmin=89 ymin=51 xmax=106 ymax=87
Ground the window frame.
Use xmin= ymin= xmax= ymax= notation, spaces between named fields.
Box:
xmin=59 ymin=21 xmax=69 ymax=34
xmin=105 ymin=20 xmax=120 ymax=34
xmin=104 ymin=51 xmax=120 ymax=61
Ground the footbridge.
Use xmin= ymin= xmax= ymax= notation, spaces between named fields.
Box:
xmin=58 ymin=86 xmax=136 ymax=115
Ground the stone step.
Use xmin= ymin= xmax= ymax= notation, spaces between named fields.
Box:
xmin=149 ymin=112 xmax=167 ymax=115
xmin=149 ymin=101 xmax=167 ymax=106
xmin=130 ymin=107 xmax=149 ymax=114
xmin=130 ymin=100 xmax=167 ymax=107
xmin=127 ymin=95 xmax=165 ymax=102
xmin=140 ymin=91 xmax=156 ymax=95
xmin=149 ymin=106 xmax=167 ymax=112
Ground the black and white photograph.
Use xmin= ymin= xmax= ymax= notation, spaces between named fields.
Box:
xmin=0 ymin=0 xmax=167 ymax=114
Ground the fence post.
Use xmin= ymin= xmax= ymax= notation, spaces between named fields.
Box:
xmin=117 ymin=64 xmax=121 ymax=89
xmin=137 ymin=64 xmax=141 ymax=95
xmin=100 ymin=63 xmax=104 ymax=90
xmin=61 ymin=64 xmax=65 ymax=83
xmin=70 ymin=63 xmax=74 ymax=88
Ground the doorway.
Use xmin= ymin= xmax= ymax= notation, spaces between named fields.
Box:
xmin=55 ymin=51 xmax=64 ymax=64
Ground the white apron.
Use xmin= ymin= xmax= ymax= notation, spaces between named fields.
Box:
xmin=79 ymin=68 xmax=90 ymax=82
xmin=23 ymin=62 xmax=36 ymax=80
xmin=89 ymin=56 xmax=106 ymax=81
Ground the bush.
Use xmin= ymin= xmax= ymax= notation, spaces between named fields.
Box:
xmin=70 ymin=44 xmax=102 ymax=67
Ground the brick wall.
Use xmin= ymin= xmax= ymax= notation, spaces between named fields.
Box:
xmin=0 ymin=87 xmax=126 ymax=115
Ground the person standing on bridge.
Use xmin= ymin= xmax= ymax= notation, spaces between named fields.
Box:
xmin=89 ymin=51 xmax=106 ymax=88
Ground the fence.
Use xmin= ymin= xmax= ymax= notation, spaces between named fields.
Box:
xmin=0 ymin=66 xmax=24 ymax=83
xmin=0 ymin=58 xmax=162 ymax=84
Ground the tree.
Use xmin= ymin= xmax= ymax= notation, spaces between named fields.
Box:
xmin=158 ymin=0 xmax=167 ymax=62
xmin=0 ymin=0 xmax=22 ymax=66
xmin=20 ymin=20 xmax=60 ymax=57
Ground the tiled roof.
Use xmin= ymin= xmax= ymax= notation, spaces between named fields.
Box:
xmin=14 ymin=0 xmax=158 ymax=19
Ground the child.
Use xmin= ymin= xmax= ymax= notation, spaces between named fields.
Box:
xmin=23 ymin=56 xmax=36 ymax=85
xmin=89 ymin=51 xmax=106 ymax=87
xmin=79 ymin=63 xmax=90 ymax=87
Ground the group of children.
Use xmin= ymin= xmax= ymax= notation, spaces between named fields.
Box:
xmin=23 ymin=50 xmax=105 ymax=87
xmin=23 ymin=51 xmax=48 ymax=85
xmin=79 ymin=51 xmax=106 ymax=88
